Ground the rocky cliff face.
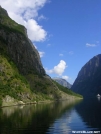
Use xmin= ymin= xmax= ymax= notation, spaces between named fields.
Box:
xmin=71 ymin=54 xmax=101 ymax=98
xmin=0 ymin=6 xmax=45 ymax=76
xmin=0 ymin=5 xmax=8 ymax=17
xmin=0 ymin=6 xmax=82 ymax=106
xmin=53 ymin=78 xmax=72 ymax=89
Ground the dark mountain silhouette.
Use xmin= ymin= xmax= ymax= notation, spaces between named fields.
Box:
xmin=71 ymin=54 xmax=101 ymax=98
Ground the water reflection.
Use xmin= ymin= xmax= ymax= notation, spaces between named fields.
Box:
xmin=75 ymin=98 xmax=101 ymax=131
xmin=97 ymin=96 xmax=101 ymax=101
xmin=0 ymin=100 xmax=81 ymax=134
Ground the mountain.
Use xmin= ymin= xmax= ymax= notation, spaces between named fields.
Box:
xmin=0 ymin=6 xmax=45 ymax=76
xmin=53 ymin=80 xmax=82 ymax=98
xmin=53 ymin=78 xmax=72 ymax=89
xmin=71 ymin=54 xmax=101 ymax=98
xmin=0 ymin=6 xmax=82 ymax=107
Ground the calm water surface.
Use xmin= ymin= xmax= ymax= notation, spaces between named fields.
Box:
xmin=0 ymin=98 xmax=101 ymax=134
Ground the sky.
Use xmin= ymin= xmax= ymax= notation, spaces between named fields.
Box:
xmin=0 ymin=0 xmax=101 ymax=84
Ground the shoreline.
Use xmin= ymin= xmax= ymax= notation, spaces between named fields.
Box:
xmin=1 ymin=95 xmax=83 ymax=108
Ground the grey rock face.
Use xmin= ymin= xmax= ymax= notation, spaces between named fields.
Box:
xmin=2 ymin=95 xmax=25 ymax=107
xmin=0 ymin=6 xmax=45 ymax=76
xmin=78 ymin=55 xmax=101 ymax=78
xmin=71 ymin=54 xmax=101 ymax=98
xmin=53 ymin=78 xmax=72 ymax=89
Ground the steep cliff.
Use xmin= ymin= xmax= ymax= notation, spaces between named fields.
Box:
xmin=71 ymin=54 xmax=101 ymax=98
xmin=0 ymin=6 xmax=45 ymax=76
xmin=0 ymin=6 xmax=82 ymax=106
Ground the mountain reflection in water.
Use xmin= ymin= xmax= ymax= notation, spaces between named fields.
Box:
xmin=75 ymin=98 xmax=101 ymax=131
xmin=0 ymin=100 xmax=80 ymax=134
xmin=0 ymin=98 xmax=101 ymax=134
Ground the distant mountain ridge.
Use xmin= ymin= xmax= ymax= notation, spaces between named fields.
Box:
xmin=53 ymin=78 xmax=72 ymax=89
xmin=71 ymin=54 xmax=101 ymax=98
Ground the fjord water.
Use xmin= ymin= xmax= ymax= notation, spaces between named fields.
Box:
xmin=0 ymin=98 xmax=101 ymax=134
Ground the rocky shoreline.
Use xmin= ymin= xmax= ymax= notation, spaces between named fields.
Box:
xmin=1 ymin=95 xmax=82 ymax=108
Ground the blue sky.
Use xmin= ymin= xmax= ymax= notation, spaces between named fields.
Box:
xmin=0 ymin=0 xmax=101 ymax=84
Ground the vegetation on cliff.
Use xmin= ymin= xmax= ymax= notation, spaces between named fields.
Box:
xmin=0 ymin=6 xmax=26 ymax=36
xmin=0 ymin=55 xmax=33 ymax=104
xmin=0 ymin=6 xmax=82 ymax=107
xmin=53 ymin=81 xmax=83 ymax=98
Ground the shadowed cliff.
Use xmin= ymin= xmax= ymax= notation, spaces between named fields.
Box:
xmin=0 ymin=6 xmax=82 ymax=106
xmin=71 ymin=54 xmax=101 ymax=98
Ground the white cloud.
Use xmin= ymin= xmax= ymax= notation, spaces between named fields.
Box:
xmin=34 ymin=44 xmax=37 ymax=49
xmin=39 ymin=51 xmax=45 ymax=58
xmin=38 ymin=15 xmax=47 ymax=21
xmin=33 ymin=44 xmax=45 ymax=58
xmin=62 ymin=76 xmax=69 ymax=81
xmin=96 ymin=41 xmax=99 ymax=44
xmin=59 ymin=54 xmax=64 ymax=56
xmin=69 ymin=51 xmax=74 ymax=55
xmin=26 ymin=19 xmax=47 ymax=42
xmin=47 ymin=44 xmax=51 ymax=47
xmin=86 ymin=43 xmax=97 ymax=47
xmin=46 ymin=60 xmax=67 ymax=76
xmin=0 ymin=0 xmax=48 ymax=42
